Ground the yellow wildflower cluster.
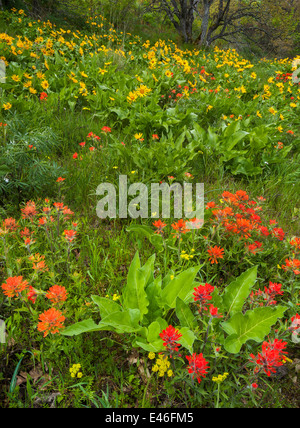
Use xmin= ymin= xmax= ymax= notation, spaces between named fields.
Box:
xmin=149 ymin=353 xmax=173 ymax=378
xmin=212 ymin=372 xmax=229 ymax=384
xmin=127 ymin=84 xmax=152 ymax=104
xmin=69 ymin=363 xmax=83 ymax=378
xmin=180 ymin=250 xmax=195 ymax=261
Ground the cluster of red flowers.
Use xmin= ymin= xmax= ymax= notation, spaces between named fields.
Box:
xmin=206 ymin=190 xmax=291 ymax=253
xmin=193 ymin=283 xmax=214 ymax=309
xmin=171 ymin=219 xmax=190 ymax=238
xmin=250 ymin=281 xmax=284 ymax=306
xmin=192 ymin=283 xmax=222 ymax=318
xmin=159 ymin=325 xmax=182 ymax=353
xmin=186 ymin=353 xmax=210 ymax=384
xmin=249 ymin=338 xmax=288 ymax=377
xmin=160 ymin=84 xmax=197 ymax=106
xmin=275 ymin=72 xmax=293 ymax=83
xmin=0 ymin=198 xmax=79 ymax=337
xmin=40 ymin=92 xmax=48 ymax=101
xmin=159 ymin=325 xmax=210 ymax=383
xmin=1 ymin=275 xmax=67 ymax=337
xmin=282 ymin=258 xmax=300 ymax=275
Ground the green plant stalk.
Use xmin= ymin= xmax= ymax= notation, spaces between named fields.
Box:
xmin=141 ymin=371 xmax=154 ymax=408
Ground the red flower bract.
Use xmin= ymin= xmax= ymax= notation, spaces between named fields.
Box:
xmin=159 ymin=325 xmax=182 ymax=353
xmin=152 ymin=219 xmax=167 ymax=235
xmin=1 ymin=276 xmax=29 ymax=298
xmin=171 ymin=219 xmax=190 ymax=236
xmin=193 ymin=283 xmax=214 ymax=309
xmin=186 ymin=353 xmax=209 ymax=383
xmin=46 ymin=285 xmax=68 ymax=304
xmin=249 ymin=338 xmax=288 ymax=377
xmin=207 ymin=246 xmax=224 ymax=264
xmin=37 ymin=307 xmax=65 ymax=337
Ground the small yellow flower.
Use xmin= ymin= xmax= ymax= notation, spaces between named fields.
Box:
xmin=3 ymin=102 xmax=12 ymax=110
xmin=269 ymin=107 xmax=277 ymax=115
xmin=41 ymin=80 xmax=49 ymax=90
xmin=11 ymin=75 xmax=20 ymax=82
xmin=148 ymin=352 xmax=156 ymax=360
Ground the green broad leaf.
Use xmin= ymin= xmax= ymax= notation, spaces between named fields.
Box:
xmin=147 ymin=321 xmax=162 ymax=343
xmin=110 ymin=108 xmax=128 ymax=120
xmin=126 ymin=225 xmax=164 ymax=251
xmin=122 ymin=252 xmax=152 ymax=320
xmin=230 ymin=158 xmax=262 ymax=176
xmin=178 ymin=327 xmax=196 ymax=353
xmin=221 ymin=306 xmax=287 ymax=354
xmin=222 ymin=266 xmax=258 ymax=316
xmin=135 ymin=339 xmax=164 ymax=353
xmin=161 ymin=265 xmax=201 ymax=309
xmin=91 ymin=295 xmax=122 ymax=319
xmin=175 ymin=297 xmax=196 ymax=330
xmin=223 ymin=130 xmax=249 ymax=152
xmin=61 ymin=319 xmax=105 ymax=336
xmin=99 ymin=309 xmax=142 ymax=334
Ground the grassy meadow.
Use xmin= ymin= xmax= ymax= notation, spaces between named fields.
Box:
xmin=0 ymin=7 xmax=299 ymax=408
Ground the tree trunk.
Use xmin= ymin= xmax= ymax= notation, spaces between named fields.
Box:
xmin=199 ymin=0 xmax=212 ymax=46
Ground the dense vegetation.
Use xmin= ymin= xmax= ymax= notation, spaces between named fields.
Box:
xmin=0 ymin=4 xmax=299 ymax=408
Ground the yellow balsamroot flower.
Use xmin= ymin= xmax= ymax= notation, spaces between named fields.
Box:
xmin=127 ymin=91 xmax=138 ymax=103
xmin=136 ymin=84 xmax=151 ymax=97
xmin=269 ymin=107 xmax=277 ymax=115
xmin=41 ymin=80 xmax=49 ymax=90
xmin=11 ymin=75 xmax=20 ymax=82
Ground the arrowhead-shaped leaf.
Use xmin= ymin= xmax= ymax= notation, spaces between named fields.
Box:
xmin=161 ymin=265 xmax=201 ymax=309
xmin=222 ymin=266 xmax=258 ymax=316
xmin=221 ymin=306 xmax=287 ymax=353
xmin=61 ymin=319 xmax=106 ymax=336
xmin=91 ymin=295 xmax=122 ymax=318
xmin=122 ymin=252 xmax=154 ymax=320
xmin=175 ymin=297 xmax=197 ymax=330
